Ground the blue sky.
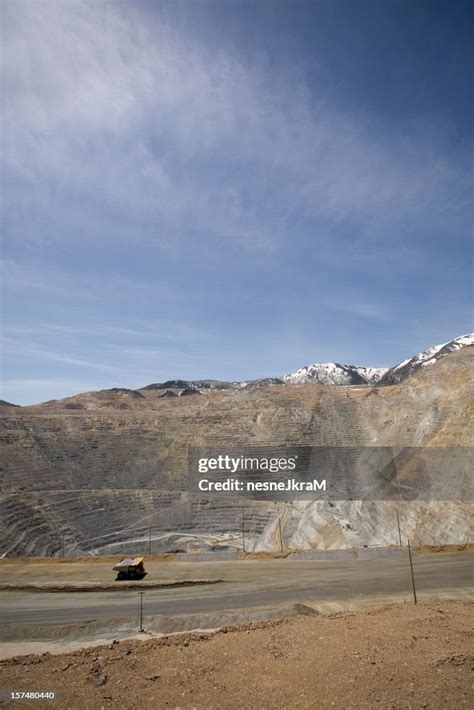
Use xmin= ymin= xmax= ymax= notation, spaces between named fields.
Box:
xmin=1 ymin=0 xmax=473 ymax=405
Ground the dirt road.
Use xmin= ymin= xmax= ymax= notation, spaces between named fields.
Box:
xmin=1 ymin=554 xmax=472 ymax=630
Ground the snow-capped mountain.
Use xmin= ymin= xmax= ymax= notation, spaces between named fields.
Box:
xmin=140 ymin=334 xmax=473 ymax=392
xmin=377 ymin=333 xmax=474 ymax=386
xmin=281 ymin=334 xmax=473 ymax=387
xmin=282 ymin=363 xmax=387 ymax=386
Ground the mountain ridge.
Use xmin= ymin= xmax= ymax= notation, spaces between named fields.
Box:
xmin=377 ymin=333 xmax=474 ymax=386
xmin=6 ymin=333 xmax=473 ymax=407
xmin=281 ymin=362 xmax=386 ymax=386
xmin=138 ymin=333 xmax=473 ymax=393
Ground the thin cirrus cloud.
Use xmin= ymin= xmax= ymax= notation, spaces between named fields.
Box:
xmin=1 ymin=0 xmax=467 ymax=253
xmin=2 ymin=337 xmax=124 ymax=374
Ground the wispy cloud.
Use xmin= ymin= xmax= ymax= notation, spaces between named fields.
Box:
xmin=1 ymin=0 xmax=468 ymax=254
xmin=2 ymin=336 xmax=123 ymax=373
xmin=2 ymin=317 xmax=209 ymax=346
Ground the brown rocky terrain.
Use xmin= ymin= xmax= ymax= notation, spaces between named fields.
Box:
xmin=0 ymin=601 xmax=472 ymax=709
xmin=0 ymin=348 xmax=472 ymax=557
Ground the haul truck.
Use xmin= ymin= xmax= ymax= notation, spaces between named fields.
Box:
xmin=113 ymin=556 xmax=147 ymax=580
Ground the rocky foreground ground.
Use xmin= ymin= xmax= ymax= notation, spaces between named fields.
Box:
xmin=0 ymin=601 xmax=472 ymax=709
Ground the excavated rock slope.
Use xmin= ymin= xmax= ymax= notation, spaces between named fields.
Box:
xmin=0 ymin=348 xmax=472 ymax=557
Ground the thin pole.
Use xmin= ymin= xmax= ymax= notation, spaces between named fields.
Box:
xmin=278 ymin=518 xmax=283 ymax=554
xmin=396 ymin=509 xmax=402 ymax=547
xmin=407 ymin=539 xmax=417 ymax=605
xmin=139 ymin=592 xmax=145 ymax=632
xmin=61 ymin=532 xmax=65 ymax=558
xmin=242 ymin=512 xmax=246 ymax=553
xmin=148 ymin=526 xmax=151 ymax=555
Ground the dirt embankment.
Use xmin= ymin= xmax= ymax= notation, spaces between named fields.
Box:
xmin=0 ymin=579 xmax=222 ymax=593
xmin=414 ymin=543 xmax=474 ymax=555
xmin=0 ymin=601 xmax=472 ymax=709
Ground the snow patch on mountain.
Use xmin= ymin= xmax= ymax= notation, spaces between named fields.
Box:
xmin=377 ymin=333 xmax=474 ymax=385
xmin=282 ymin=362 xmax=387 ymax=386
xmin=352 ymin=367 xmax=388 ymax=384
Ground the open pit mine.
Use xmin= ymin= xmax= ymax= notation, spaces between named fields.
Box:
xmin=0 ymin=339 xmax=472 ymax=557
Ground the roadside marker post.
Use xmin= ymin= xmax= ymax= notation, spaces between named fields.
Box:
xmin=396 ymin=509 xmax=403 ymax=547
xmin=139 ymin=591 xmax=145 ymax=632
xmin=407 ymin=539 xmax=417 ymax=605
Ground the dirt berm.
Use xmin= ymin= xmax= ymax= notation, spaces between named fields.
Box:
xmin=0 ymin=579 xmax=222 ymax=593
